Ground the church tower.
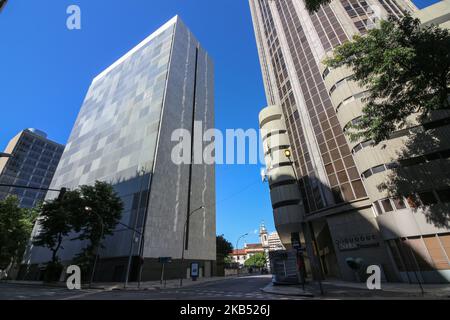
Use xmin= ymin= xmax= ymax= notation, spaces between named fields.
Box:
xmin=259 ymin=221 xmax=269 ymax=248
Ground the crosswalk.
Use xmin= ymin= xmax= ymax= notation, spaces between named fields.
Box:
xmin=160 ymin=288 xmax=304 ymax=300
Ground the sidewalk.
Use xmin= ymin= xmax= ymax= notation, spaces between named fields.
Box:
xmin=96 ymin=275 xmax=243 ymax=291
xmin=3 ymin=275 xmax=242 ymax=291
xmin=322 ymin=279 xmax=450 ymax=298
xmin=261 ymin=279 xmax=450 ymax=299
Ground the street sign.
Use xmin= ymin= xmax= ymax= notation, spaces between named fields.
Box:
xmin=158 ymin=257 xmax=172 ymax=264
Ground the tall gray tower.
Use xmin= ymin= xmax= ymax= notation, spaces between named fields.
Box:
xmin=24 ymin=16 xmax=216 ymax=282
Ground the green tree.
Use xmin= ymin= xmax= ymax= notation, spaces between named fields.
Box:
xmin=31 ymin=181 xmax=123 ymax=281
xmin=304 ymin=0 xmax=332 ymax=13
xmin=216 ymin=234 xmax=233 ymax=258
xmin=71 ymin=181 xmax=123 ymax=277
xmin=325 ymin=15 xmax=450 ymax=143
xmin=224 ymin=255 xmax=234 ymax=264
xmin=32 ymin=190 xmax=82 ymax=265
xmin=0 ymin=196 xmax=37 ymax=278
xmin=244 ymin=252 xmax=267 ymax=268
xmin=216 ymin=235 xmax=233 ymax=276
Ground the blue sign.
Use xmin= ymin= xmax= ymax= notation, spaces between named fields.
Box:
xmin=191 ymin=262 xmax=199 ymax=278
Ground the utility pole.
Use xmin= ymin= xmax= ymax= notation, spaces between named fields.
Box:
xmin=284 ymin=148 xmax=324 ymax=295
xmin=179 ymin=206 xmax=204 ymax=287
xmin=123 ymin=222 xmax=143 ymax=288
xmin=124 ymin=168 xmax=146 ymax=288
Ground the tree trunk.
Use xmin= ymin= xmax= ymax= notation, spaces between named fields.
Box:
xmin=52 ymin=233 xmax=63 ymax=264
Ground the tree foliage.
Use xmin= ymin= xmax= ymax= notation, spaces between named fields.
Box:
xmin=244 ymin=252 xmax=267 ymax=268
xmin=71 ymin=181 xmax=123 ymax=273
xmin=304 ymin=0 xmax=331 ymax=13
xmin=0 ymin=196 xmax=36 ymax=271
xmin=216 ymin=234 xmax=233 ymax=258
xmin=325 ymin=15 xmax=450 ymax=143
xmin=32 ymin=181 xmax=123 ymax=276
xmin=33 ymin=190 xmax=83 ymax=264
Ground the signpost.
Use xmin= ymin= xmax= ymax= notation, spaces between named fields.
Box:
xmin=291 ymin=232 xmax=306 ymax=289
xmin=159 ymin=257 xmax=172 ymax=287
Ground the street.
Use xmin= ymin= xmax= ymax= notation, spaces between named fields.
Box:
xmin=1 ymin=275 xmax=449 ymax=300
xmin=0 ymin=275 xmax=302 ymax=300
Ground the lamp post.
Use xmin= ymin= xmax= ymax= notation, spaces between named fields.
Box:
xmin=284 ymin=148 xmax=324 ymax=295
xmin=123 ymin=222 xmax=143 ymax=288
xmin=86 ymin=206 xmax=104 ymax=288
xmin=124 ymin=168 xmax=146 ymax=288
xmin=179 ymin=205 xmax=205 ymax=287
xmin=0 ymin=152 xmax=12 ymax=158
xmin=236 ymin=233 xmax=248 ymax=276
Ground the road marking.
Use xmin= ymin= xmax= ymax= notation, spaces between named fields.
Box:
xmin=60 ymin=290 xmax=101 ymax=300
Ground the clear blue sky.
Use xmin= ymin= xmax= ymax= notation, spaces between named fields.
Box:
xmin=0 ymin=0 xmax=441 ymax=247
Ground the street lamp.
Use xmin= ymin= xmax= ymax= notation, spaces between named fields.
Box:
xmin=236 ymin=233 xmax=248 ymax=276
xmin=0 ymin=152 xmax=12 ymax=158
xmin=179 ymin=205 xmax=205 ymax=287
xmin=86 ymin=206 xmax=104 ymax=288
xmin=284 ymin=149 xmax=291 ymax=158
xmin=122 ymin=222 xmax=143 ymax=288
xmin=284 ymin=148 xmax=324 ymax=295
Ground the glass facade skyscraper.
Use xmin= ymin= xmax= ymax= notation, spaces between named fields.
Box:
xmin=24 ymin=16 xmax=216 ymax=282
xmin=252 ymin=0 xmax=450 ymax=283
xmin=0 ymin=128 xmax=64 ymax=208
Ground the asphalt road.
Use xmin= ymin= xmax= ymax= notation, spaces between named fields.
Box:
xmin=0 ymin=275 xmax=303 ymax=300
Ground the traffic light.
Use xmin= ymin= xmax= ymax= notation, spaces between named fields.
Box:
xmin=58 ymin=187 xmax=67 ymax=201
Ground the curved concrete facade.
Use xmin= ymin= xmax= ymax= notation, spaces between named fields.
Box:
xmin=259 ymin=105 xmax=305 ymax=245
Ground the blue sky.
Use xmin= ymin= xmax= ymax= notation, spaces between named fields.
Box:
xmin=0 ymin=0 xmax=441 ymax=247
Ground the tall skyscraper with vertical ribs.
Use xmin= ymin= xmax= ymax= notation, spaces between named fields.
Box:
xmin=251 ymin=0 xmax=450 ymax=283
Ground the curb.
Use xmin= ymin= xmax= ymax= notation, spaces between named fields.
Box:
xmin=261 ymin=285 xmax=314 ymax=297
xmin=321 ymin=281 xmax=450 ymax=298
xmin=90 ymin=276 xmax=243 ymax=291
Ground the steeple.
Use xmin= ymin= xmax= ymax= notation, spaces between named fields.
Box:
xmin=259 ymin=221 xmax=268 ymax=247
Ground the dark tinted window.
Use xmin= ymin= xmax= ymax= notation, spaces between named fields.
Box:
xmin=381 ymin=199 xmax=394 ymax=213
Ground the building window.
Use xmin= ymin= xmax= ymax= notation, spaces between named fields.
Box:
xmin=406 ymin=195 xmax=420 ymax=208
xmin=423 ymin=235 xmax=450 ymax=270
xmin=393 ymin=197 xmax=406 ymax=210
xmin=373 ymin=201 xmax=382 ymax=216
xmin=380 ymin=199 xmax=394 ymax=213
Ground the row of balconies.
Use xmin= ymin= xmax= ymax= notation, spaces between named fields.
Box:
xmin=259 ymin=105 xmax=305 ymax=245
